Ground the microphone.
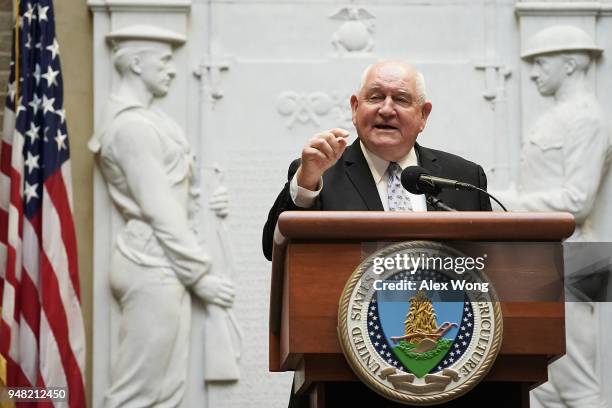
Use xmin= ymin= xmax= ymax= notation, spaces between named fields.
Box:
xmin=400 ymin=166 xmax=475 ymax=195
xmin=400 ymin=166 xmax=508 ymax=211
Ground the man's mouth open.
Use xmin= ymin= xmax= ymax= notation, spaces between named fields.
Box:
xmin=374 ymin=124 xmax=398 ymax=130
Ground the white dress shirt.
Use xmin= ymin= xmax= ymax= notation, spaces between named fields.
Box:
xmin=290 ymin=141 xmax=428 ymax=211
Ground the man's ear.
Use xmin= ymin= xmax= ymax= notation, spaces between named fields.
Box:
xmin=350 ymin=94 xmax=358 ymax=126
xmin=565 ymin=57 xmax=577 ymax=75
xmin=130 ymin=56 xmax=143 ymax=75
xmin=421 ymin=101 xmax=432 ymax=121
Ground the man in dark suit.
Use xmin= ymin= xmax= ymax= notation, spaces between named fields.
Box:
xmin=262 ymin=60 xmax=494 ymax=407
xmin=263 ymin=60 xmax=491 ymax=261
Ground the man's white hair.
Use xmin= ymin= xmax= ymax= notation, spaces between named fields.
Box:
xmin=414 ymin=71 xmax=427 ymax=105
xmin=358 ymin=62 xmax=428 ymax=105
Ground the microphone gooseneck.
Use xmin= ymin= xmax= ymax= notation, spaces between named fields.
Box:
xmin=400 ymin=166 xmax=508 ymax=212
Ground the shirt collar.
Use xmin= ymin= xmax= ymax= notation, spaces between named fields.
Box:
xmin=359 ymin=141 xmax=419 ymax=184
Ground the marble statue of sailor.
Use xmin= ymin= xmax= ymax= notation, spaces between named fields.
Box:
xmin=89 ymin=25 xmax=237 ymax=407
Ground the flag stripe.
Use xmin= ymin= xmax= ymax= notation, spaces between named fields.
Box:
xmin=4 ymin=240 xmax=18 ymax=331
xmin=6 ymin=355 xmax=33 ymax=388
xmin=8 ymin=133 xmax=24 ymax=243
xmin=42 ymin=178 xmax=85 ymax=370
xmin=18 ymin=266 xmax=41 ymax=342
xmin=39 ymin=313 xmax=69 ymax=403
xmin=0 ymin=142 xmax=11 ymax=175
xmin=60 ymin=154 xmax=74 ymax=214
xmin=40 ymin=250 xmax=85 ymax=407
xmin=45 ymin=169 xmax=80 ymax=299
xmin=35 ymin=371 xmax=56 ymax=408
xmin=15 ymin=309 xmax=37 ymax=386
xmin=0 ymin=206 xmax=8 ymax=243
xmin=0 ymin=318 xmax=10 ymax=357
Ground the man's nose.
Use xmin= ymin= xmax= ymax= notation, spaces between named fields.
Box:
xmin=378 ymin=96 xmax=396 ymax=117
xmin=167 ymin=64 xmax=177 ymax=78
xmin=529 ymin=67 xmax=539 ymax=81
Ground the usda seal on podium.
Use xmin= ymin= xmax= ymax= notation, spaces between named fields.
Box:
xmin=338 ymin=241 xmax=503 ymax=405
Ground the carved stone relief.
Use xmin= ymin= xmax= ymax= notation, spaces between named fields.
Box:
xmin=194 ymin=53 xmax=230 ymax=103
xmin=473 ymin=61 xmax=513 ymax=186
xmin=329 ymin=7 xmax=375 ymax=55
xmin=276 ymin=91 xmax=353 ymax=129
xmin=87 ymin=2 xmax=612 ymax=408
xmin=493 ymin=23 xmax=610 ymax=408
xmin=89 ymin=24 xmax=239 ymax=407
xmin=495 ymin=25 xmax=609 ymax=240
xmin=473 ymin=62 xmax=512 ymax=104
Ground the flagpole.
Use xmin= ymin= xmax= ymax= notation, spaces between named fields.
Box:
xmin=13 ymin=0 xmax=20 ymax=105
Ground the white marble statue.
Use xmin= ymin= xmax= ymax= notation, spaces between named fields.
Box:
xmin=88 ymin=25 xmax=237 ymax=408
xmin=497 ymin=25 xmax=610 ymax=240
xmin=496 ymin=25 xmax=610 ymax=408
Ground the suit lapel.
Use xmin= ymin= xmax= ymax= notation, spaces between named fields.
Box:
xmin=344 ymin=141 xmax=384 ymax=211
xmin=415 ymin=143 xmax=442 ymax=211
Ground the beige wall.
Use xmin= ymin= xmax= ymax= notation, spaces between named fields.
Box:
xmin=54 ymin=0 xmax=94 ymax=404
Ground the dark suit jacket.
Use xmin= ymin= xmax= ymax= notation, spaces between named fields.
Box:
xmin=262 ymin=140 xmax=492 ymax=260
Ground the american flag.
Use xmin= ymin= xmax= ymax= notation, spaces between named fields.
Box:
xmin=0 ymin=1 xmax=86 ymax=407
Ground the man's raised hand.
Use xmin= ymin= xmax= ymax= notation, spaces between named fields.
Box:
xmin=296 ymin=128 xmax=350 ymax=190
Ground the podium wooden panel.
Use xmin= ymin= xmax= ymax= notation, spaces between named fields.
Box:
xmin=269 ymin=212 xmax=574 ymax=407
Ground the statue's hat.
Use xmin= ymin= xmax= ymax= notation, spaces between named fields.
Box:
xmin=106 ymin=25 xmax=186 ymax=47
xmin=522 ymin=25 xmax=602 ymax=59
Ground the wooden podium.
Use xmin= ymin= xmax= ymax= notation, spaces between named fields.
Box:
xmin=269 ymin=212 xmax=575 ymax=407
